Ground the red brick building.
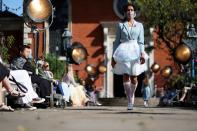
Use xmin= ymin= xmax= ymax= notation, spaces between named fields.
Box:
xmin=70 ymin=0 xmax=174 ymax=97
xmin=25 ymin=0 xmax=177 ymax=98
xmin=71 ymin=0 xmax=119 ymax=95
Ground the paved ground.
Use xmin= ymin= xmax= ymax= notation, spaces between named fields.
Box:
xmin=0 ymin=106 xmax=197 ymax=131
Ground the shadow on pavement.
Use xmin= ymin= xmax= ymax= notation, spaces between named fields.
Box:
xmin=112 ymin=111 xmax=178 ymax=115
xmin=65 ymin=108 xmax=114 ymax=111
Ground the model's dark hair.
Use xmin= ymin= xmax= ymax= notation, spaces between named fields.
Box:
xmin=19 ymin=45 xmax=30 ymax=52
xmin=123 ymin=3 xmax=136 ymax=13
xmin=122 ymin=3 xmax=137 ymax=22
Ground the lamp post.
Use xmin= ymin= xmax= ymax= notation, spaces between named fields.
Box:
xmin=183 ymin=24 xmax=197 ymax=79
xmin=24 ymin=0 xmax=54 ymax=61
xmin=62 ymin=28 xmax=72 ymax=70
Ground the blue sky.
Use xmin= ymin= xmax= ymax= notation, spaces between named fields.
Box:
xmin=2 ymin=0 xmax=23 ymax=16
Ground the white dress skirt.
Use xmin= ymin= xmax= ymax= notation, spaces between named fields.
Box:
xmin=9 ymin=70 xmax=39 ymax=104
xmin=113 ymin=40 xmax=148 ymax=76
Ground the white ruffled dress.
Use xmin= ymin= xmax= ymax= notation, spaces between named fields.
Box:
xmin=112 ymin=21 xmax=148 ymax=76
xmin=113 ymin=40 xmax=148 ymax=76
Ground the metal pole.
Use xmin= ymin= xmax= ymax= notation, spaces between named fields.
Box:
xmin=191 ymin=51 xmax=195 ymax=79
xmin=43 ymin=30 xmax=46 ymax=56
xmin=34 ymin=30 xmax=39 ymax=62
xmin=34 ymin=32 xmax=37 ymax=61
xmin=36 ymin=31 xmax=39 ymax=60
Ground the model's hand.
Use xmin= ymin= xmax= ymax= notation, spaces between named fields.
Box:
xmin=140 ymin=53 xmax=145 ymax=64
xmin=111 ymin=58 xmax=116 ymax=68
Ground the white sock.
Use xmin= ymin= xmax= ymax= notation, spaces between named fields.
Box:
xmin=130 ymin=83 xmax=138 ymax=105
xmin=123 ymin=81 xmax=132 ymax=104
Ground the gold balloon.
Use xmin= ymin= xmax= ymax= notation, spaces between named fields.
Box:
xmin=161 ymin=66 xmax=173 ymax=78
xmin=86 ymin=65 xmax=97 ymax=75
xmin=27 ymin=0 xmax=53 ymax=22
xmin=175 ymin=44 xmax=191 ymax=64
xmin=72 ymin=48 xmax=87 ymax=64
xmin=151 ymin=63 xmax=160 ymax=73
xmin=98 ymin=65 xmax=107 ymax=74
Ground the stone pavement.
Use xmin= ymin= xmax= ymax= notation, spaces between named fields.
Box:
xmin=0 ymin=106 xmax=197 ymax=131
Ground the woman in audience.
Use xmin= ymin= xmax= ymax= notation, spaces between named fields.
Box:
xmin=0 ymin=63 xmax=25 ymax=111
xmin=42 ymin=62 xmax=71 ymax=103
xmin=62 ymin=66 xmax=89 ymax=107
xmin=42 ymin=62 xmax=89 ymax=107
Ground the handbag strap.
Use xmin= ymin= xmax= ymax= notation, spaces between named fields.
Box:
xmin=9 ymin=75 xmax=28 ymax=93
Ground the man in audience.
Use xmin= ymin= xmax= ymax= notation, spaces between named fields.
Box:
xmin=11 ymin=45 xmax=51 ymax=100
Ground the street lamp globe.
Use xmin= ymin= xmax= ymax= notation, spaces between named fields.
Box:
xmin=62 ymin=28 xmax=72 ymax=51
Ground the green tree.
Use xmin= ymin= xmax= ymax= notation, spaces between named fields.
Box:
xmin=0 ymin=34 xmax=15 ymax=63
xmin=137 ymin=0 xmax=197 ymax=50
xmin=135 ymin=0 xmax=197 ymax=84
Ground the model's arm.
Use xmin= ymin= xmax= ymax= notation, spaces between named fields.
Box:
xmin=138 ymin=23 xmax=145 ymax=55
xmin=138 ymin=23 xmax=145 ymax=64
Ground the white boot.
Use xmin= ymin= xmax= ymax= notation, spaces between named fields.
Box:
xmin=127 ymin=103 xmax=133 ymax=110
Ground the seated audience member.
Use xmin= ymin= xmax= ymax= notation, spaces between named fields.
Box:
xmin=11 ymin=45 xmax=51 ymax=99
xmin=80 ymin=78 xmax=102 ymax=106
xmin=42 ymin=62 xmax=89 ymax=106
xmin=42 ymin=62 xmax=71 ymax=103
xmin=42 ymin=62 xmax=54 ymax=79
xmin=1 ymin=56 xmax=44 ymax=110
xmin=10 ymin=70 xmax=45 ymax=110
xmin=0 ymin=63 xmax=25 ymax=111
xmin=62 ymin=66 xmax=89 ymax=107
